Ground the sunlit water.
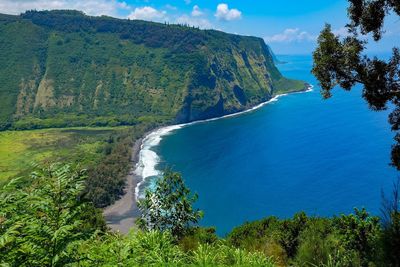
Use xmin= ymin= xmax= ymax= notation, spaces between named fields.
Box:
xmin=141 ymin=54 xmax=397 ymax=235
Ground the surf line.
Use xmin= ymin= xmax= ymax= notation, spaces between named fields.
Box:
xmin=134 ymin=84 xmax=314 ymax=200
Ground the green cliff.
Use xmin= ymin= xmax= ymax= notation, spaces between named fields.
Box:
xmin=0 ymin=10 xmax=305 ymax=130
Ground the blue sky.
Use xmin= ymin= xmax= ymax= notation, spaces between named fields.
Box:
xmin=1 ymin=0 xmax=398 ymax=54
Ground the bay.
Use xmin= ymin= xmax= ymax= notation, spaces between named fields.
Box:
xmin=153 ymin=54 xmax=397 ymax=235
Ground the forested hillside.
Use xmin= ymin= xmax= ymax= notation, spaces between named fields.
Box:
xmin=0 ymin=10 xmax=305 ymax=130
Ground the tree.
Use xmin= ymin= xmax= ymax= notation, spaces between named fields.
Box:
xmin=381 ymin=178 xmax=400 ymax=266
xmin=136 ymin=170 xmax=203 ymax=238
xmin=312 ymin=0 xmax=400 ymax=169
xmin=334 ymin=208 xmax=381 ymax=267
xmin=0 ymin=163 xmax=101 ymax=266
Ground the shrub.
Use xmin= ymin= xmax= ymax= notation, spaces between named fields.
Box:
xmin=0 ymin=163 xmax=102 ymax=266
xmin=333 ymin=208 xmax=381 ymax=267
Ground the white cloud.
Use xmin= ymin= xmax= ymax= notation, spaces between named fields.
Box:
xmin=264 ymin=28 xmax=316 ymax=43
xmin=0 ymin=0 xmax=129 ymax=17
xmin=332 ymin=27 xmax=351 ymax=37
xmin=176 ymin=14 xmax=212 ymax=29
xmin=128 ymin=6 xmax=166 ymax=22
xmin=191 ymin=5 xmax=203 ymax=17
xmin=215 ymin=3 xmax=241 ymax=21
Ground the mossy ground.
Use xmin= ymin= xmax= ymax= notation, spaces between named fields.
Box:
xmin=0 ymin=126 xmax=129 ymax=183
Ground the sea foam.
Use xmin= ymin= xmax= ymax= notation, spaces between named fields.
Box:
xmin=134 ymin=125 xmax=183 ymax=199
xmin=134 ymin=85 xmax=314 ymax=200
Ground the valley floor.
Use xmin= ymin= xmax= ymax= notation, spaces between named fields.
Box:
xmin=0 ymin=127 xmax=125 ymax=184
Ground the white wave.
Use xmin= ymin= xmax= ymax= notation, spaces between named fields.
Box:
xmin=134 ymin=125 xmax=184 ymax=199
xmin=134 ymin=84 xmax=314 ymax=200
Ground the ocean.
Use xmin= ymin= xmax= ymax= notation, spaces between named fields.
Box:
xmin=136 ymin=54 xmax=397 ymax=236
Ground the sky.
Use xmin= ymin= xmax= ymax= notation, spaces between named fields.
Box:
xmin=0 ymin=0 xmax=398 ymax=54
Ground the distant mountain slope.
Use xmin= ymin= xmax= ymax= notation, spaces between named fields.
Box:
xmin=0 ymin=10 xmax=306 ymax=130
xmin=265 ymin=45 xmax=286 ymax=64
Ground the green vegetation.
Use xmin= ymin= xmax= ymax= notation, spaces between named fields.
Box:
xmin=227 ymin=208 xmax=400 ymax=266
xmin=312 ymin=1 xmax=400 ymax=169
xmin=84 ymin=122 xmax=154 ymax=207
xmin=0 ymin=127 xmax=125 ymax=182
xmin=272 ymin=78 xmax=307 ymax=96
xmin=74 ymin=231 xmax=276 ymax=266
xmin=5 ymin=5 xmax=400 ymax=267
xmin=1 ymin=163 xmax=400 ymax=266
xmin=0 ymin=163 xmax=105 ymax=266
xmin=0 ymin=163 xmax=277 ymax=267
xmin=137 ymin=170 xmax=203 ymax=238
xmin=0 ymin=10 xmax=305 ymax=131
xmin=0 ymin=123 xmax=154 ymax=208
xmin=0 ymin=9 xmax=307 ymax=210
xmin=307 ymin=2 xmax=400 ymax=265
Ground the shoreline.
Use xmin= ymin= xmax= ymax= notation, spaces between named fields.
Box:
xmin=103 ymin=84 xmax=313 ymax=233
xmin=102 ymin=137 xmax=143 ymax=233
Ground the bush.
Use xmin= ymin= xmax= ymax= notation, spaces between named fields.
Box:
xmin=294 ymin=219 xmax=353 ymax=266
xmin=179 ymin=227 xmax=218 ymax=252
xmin=0 ymin=163 xmax=103 ymax=266
xmin=334 ymin=208 xmax=381 ymax=267
xmin=192 ymin=242 xmax=276 ymax=266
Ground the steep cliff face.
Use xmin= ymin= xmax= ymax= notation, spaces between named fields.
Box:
xmin=176 ymin=33 xmax=286 ymax=122
xmin=0 ymin=10 xmax=305 ymax=130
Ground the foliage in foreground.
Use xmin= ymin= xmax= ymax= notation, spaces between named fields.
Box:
xmin=227 ymin=206 xmax=400 ymax=267
xmin=0 ymin=164 xmax=276 ymax=266
xmin=0 ymin=163 xmax=104 ymax=266
xmin=1 ymin=163 xmax=400 ymax=267
xmin=137 ymin=170 xmax=203 ymax=238
xmin=74 ymin=230 xmax=275 ymax=266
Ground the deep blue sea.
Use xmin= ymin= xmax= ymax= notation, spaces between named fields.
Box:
xmin=153 ymin=54 xmax=397 ymax=235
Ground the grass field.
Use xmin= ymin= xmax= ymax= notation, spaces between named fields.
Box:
xmin=0 ymin=126 xmax=130 ymax=183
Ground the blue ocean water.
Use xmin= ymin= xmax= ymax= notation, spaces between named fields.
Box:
xmin=154 ymin=54 xmax=397 ymax=236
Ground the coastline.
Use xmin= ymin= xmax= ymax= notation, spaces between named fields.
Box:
xmin=134 ymin=83 xmax=314 ymax=201
xmin=103 ymin=84 xmax=313 ymax=233
xmin=102 ymin=137 xmax=143 ymax=233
